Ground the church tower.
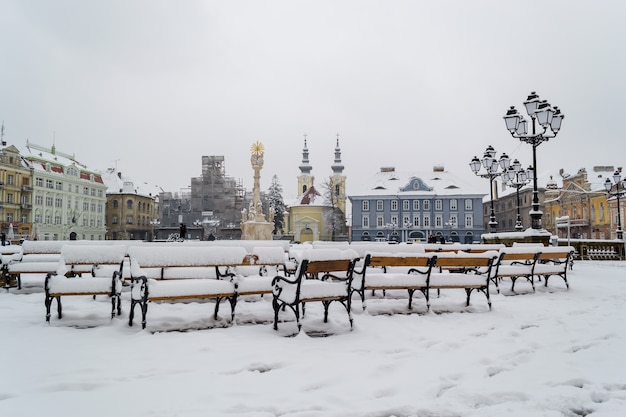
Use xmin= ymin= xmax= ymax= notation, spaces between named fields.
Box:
xmin=297 ymin=135 xmax=314 ymax=195
xmin=330 ymin=134 xmax=347 ymax=214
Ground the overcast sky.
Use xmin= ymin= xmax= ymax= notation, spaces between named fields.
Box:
xmin=1 ymin=1 xmax=625 ymax=200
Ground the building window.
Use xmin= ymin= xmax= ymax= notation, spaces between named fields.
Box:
xmin=449 ymin=214 xmax=458 ymax=228
xmin=391 ymin=215 xmax=398 ymax=226
xmin=46 ymin=179 xmax=54 ymax=189
xmin=362 ymin=200 xmax=369 ymax=211
xmin=98 ymin=190 xmax=103 ymax=198
xmin=465 ymin=215 xmax=473 ymax=228
xmin=403 ymin=200 xmax=410 ymax=211
xmin=7 ymin=174 xmax=14 ymax=185
xmin=126 ymin=216 xmax=133 ymax=224
xmin=56 ymin=181 xmax=63 ymax=190
xmin=450 ymin=199 xmax=457 ymax=211
xmin=435 ymin=214 xmax=442 ymax=227
xmin=423 ymin=215 xmax=430 ymax=227
xmin=35 ymin=178 xmax=43 ymax=187
xmin=83 ymin=202 xmax=89 ymax=211
xmin=97 ymin=204 xmax=103 ymax=213
xmin=83 ymin=187 xmax=89 ymax=195
xmin=376 ymin=200 xmax=383 ymax=211
xmin=55 ymin=216 xmax=62 ymax=225
xmin=55 ymin=198 xmax=62 ymax=207
xmin=391 ymin=200 xmax=398 ymax=211
xmin=91 ymin=203 xmax=96 ymax=212
xmin=35 ymin=195 xmax=43 ymax=205
xmin=90 ymin=188 xmax=96 ymax=196
xmin=45 ymin=197 xmax=53 ymax=206
xmin=6 ymin=213 xmax=13 ymax=222
xmin=465 ymin=199 xmax=473 ymax=210
xmin=127 ymin=200 xmax=133 ymax=209
xmin=34 ymin=214 xmax=42 ymax=223
xmin=362 ymin=215 xmax=369 ymax=228
xmin=413 ymin=200 xmax=420 ymax=211
xmin=413 ymin=216 xmax=420 ymax=227
xmin=600 ymin=203 xmax=605 ymax=222
xmin=112 ymin=215 xmax=118 ymax=224
xmin=423 ymin=200 xmax=430 ymax=211
xmin=45 ymin=214 xmax=52 ymax=224
xmin=7 ymin=193 xmax=13 ymax=203
xmin=377 ymin=215 xmax=384 ymax=227
xmin=435 ymin=200 xmax=442 ymax=211
xmin=113 ymin=200 xmax=119 ymax=209
xmin=403 ymin=215 xmax=410 ymax=227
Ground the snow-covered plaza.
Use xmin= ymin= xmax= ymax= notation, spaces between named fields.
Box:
xmin=1 ymin=260 xmax=625 ymax=417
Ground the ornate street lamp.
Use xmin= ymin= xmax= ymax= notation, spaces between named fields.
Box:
xmin=502 ymin=159 xmax=533 ymax=231
xmin=503 ymin=92 xmax=564 ymax=229
xmin=604 ymin=170 xmax=626 ymax=240
xmin=469 ymin=146 xmax=511 ymax=233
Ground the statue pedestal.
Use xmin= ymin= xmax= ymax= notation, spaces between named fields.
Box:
xmin=240 ymin=221 xmax=273 ymax=240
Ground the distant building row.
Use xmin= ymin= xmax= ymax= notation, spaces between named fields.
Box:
xmin=2 ymin=139 xmax=618 ymax=243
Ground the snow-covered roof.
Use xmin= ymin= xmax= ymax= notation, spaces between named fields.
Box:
xmin=100 ymin=168 xmax=162 ymax=198
xmin=21 ymin=141 xmax=104 ymax=184
xmin=349 ymin=166 xmax=484 ymax=198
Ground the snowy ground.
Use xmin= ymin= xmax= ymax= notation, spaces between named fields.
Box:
xmin=1 ymin=261 xmax=625 ymax=417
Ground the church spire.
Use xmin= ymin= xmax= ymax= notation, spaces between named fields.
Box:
xmin=299 ymin=133 xmax=312 ymax=175
xmin=331 ymin=133 xmax=344 ymax=174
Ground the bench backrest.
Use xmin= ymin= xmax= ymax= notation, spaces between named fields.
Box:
xmin=434 ymin=256 xmax=494 ymax=268
xmin=368 ymin=254 xmax=432 ymax=268
xmin=128 ymin=246 xmax=249 ymax=269
xmin=303 ymin=259 xmax=355 ymax=276
xmin=536 ymin=251 xmax=572 ymax=261
xmin=60 ymin=244 xmax=127 ymax=266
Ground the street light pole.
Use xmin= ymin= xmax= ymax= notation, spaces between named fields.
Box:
xmin=503 ymin=92 xmax=564 ymax=230
xmin=502 ymin=160 xmax=532 ymax=231
xmin=469 ymin=145 xmax=511 ymax=233
xmin=604 ymin=171 xmax=626 ymax=240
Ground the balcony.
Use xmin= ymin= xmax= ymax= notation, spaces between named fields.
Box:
xmin=20 ymin=203 xmax=32 ymax=210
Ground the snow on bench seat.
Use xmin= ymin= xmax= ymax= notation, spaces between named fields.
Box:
xmin=427 ymin=252 xmax=498 ymax=311
xmin=44 ymin=245 xmax=127 ymax=323
xmin=272 ymin=248 xmax=359 ymax=333
xmin=351 ymin=252 xmax=433 ymax=311
xmin=128 ymin=245 xmax=276 ymax=329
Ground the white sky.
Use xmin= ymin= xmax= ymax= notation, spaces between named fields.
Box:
xmin=1 ymin=1 xmax=625 ymax=200
xmin=2 ymin=256 xmax=625 ymax=415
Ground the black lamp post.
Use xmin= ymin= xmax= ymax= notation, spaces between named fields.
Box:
xmin=604 ymin=170 xmax=626 ymax=240
xmin=502 ymin=159 xmax=532 ymax=231
xmin=470 ymin=145 xmax=511 ymax=233
xmin=503 ymin=92 xmax=564 ymax=230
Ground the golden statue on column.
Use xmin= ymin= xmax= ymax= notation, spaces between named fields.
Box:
xmin=240 ymin=142 xmax=274 ymax=240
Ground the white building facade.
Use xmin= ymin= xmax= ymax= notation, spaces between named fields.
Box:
xmin=23 ymin=142 xmax=107 ymax=240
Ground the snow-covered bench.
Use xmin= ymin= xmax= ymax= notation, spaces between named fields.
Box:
xmin=427 ymin=252 xmax=499 ymax=311
xmin=491 ymin=246 xmax=574 ymax=292
xmin=44 ymin=245 xmax=127 ymax=323
xmin=128 ymin=246 xmax=287 ymax=329
xmin=351 ymin=252 xmax=435 ymax=311
xmin=272 ymin=248 xmax=360 ymax=333
xmin=532 ymin=247 xmax=575 ymax=289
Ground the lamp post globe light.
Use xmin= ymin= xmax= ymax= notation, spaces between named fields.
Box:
xmin=469 ymin=145 xmax=511 ymax=233
xmin=503 ymin=92 xmax=564 ymax=230
xmin=502 ymin=159 xmax=533 ymax=231
xmin=604 ymin=170 xmax=626 ymax=240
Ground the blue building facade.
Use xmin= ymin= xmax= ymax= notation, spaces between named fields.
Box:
xmin=349 ymin=166 xmax=485 ymax=243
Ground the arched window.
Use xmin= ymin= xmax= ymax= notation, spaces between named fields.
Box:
xmin=113 ymin=200 xmax=119 ymax=209
xmin=127 ymin=199 xmax=133 ymax=209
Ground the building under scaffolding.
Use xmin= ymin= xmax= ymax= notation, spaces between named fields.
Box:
xmin=158 ymin=156 xmax=246 ymax=240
